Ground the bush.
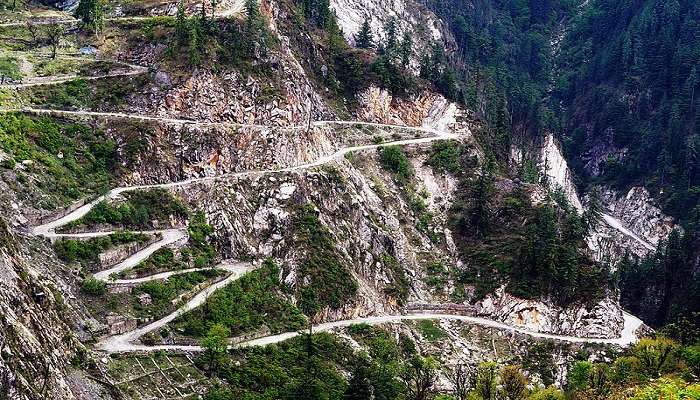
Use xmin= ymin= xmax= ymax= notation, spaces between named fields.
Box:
xmin=65 ymin=189 xmax=188 ymax=230
xmin=81 ymin=277 xmax=106 ymax=296
xmin=379 ymin=145 xmax=413 ymax=184
xmin=426 ymin=140 xmax=463 ymax=174
xmin=54 ymin=231 xmax=148 ymax=267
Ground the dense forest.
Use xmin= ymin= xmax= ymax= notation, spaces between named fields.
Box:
xmin=418 ymin=0 xmax=700 ymax=330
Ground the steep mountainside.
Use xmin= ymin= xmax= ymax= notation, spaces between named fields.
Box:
xmin=0 ymin=0 xmax=697 ymax=399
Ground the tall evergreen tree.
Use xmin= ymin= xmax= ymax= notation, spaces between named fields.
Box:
xmin=355 ymin=19 xmax=374 ymax=49
xmin=175 ymin=1 xmax=188 ymax=47
xmin=384 ymin=17 xmax=397 ymax=53
xmin=399 ymin=31 xmax=412 ymax=66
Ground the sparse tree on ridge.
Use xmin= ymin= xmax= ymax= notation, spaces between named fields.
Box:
xmin=399 ymin=31 xmax=412 ymax=66
xmin=384 ymin=16 xmax=397 ymax=53
xmin=46 ymin=23 xmax=63 ymax=59
xmin=75 ymin=0 xmax=104 ymax=36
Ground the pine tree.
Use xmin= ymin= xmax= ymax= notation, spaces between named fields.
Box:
xmin=75 ymin=0 xmax=104 ymax=35
xmin=355 ymin=19 xmax=374 ymax=49
xmin=384 ymin=17 xmax=397 ymax=52
xmin=245 ymin=0 xmax=259 ymax=24
xmin=466 ymin=158 xmax=495 ymax=238
xmin=188 ymin=17 xmax=203 ymax=65
xmin=399 ymin=31 xmax=412 ymax=66
xmin=175 ymin=1 xmax=188 ymax=47
xmin=344 ymin=360 xmax=373 ymax=400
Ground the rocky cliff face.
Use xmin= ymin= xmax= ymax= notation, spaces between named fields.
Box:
xmin=330 ymin=0 xmax=450 ymax=70
xmin=476 ymin=287 xmax=623 ymax=338
xmin=0 ymin=221 xmax=109 ymax=399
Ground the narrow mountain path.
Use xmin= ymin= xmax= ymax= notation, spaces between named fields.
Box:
xmin=0 ymin=62 xmax=147 ymax=89
xmin=0 ymin=1 xmax=247 ymax=27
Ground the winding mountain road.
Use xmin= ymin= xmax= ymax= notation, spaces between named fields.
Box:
xmin=31 ymin=125 xmax=645 ymax=353
xmin=10 ymin=30 xmax=648 ymax=353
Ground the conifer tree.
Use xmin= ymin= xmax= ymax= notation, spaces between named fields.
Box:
xmin=355 ymin=19 xmax=374 ymax=49
xmin=399 ymin=31 xmax=412 ymax=66
xmin=384 ymin=17 xmax=397 ymax=53
xmin=175 ymin=1 xmax=188 ymax=47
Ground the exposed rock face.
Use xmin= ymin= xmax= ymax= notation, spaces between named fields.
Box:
xmin=476 ymin=287 xmax=624 ymax=338
xmin=0 ymin=229 xmax=103 ymax=399
xmin=539 ymin=134 xmax=583 ymax=212
xmin=330 ymin=0 xmax=447 ymax=70
xmin=601 ymin=187 xmax=676 ymax=248
xmin=588 ymin=186 xmax=676 ymax=265
xmin=356 ymin=86 xmax=465 ymax=130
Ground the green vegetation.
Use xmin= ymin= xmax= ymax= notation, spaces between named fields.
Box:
xmin=22 ymin=73 xmax=149 ymax=110
xmin=134 ymin=270 xmax=221 ymax=317
xmin=81 ymin=276 xmax=106 ymax=296
xmin=62 ymin=189 xmax=188 ymax=230
xmin=0 ymin=113 xmax=117 ymax=207
xmin=200 ymin=323 xmax=230 ymax=376
xmin=281 ymin=0 xmax=418 ymax=105
xmin=619 ymin=227 xmax=700 ymax=330
xmin=181 ymin=212 xmax=216 ymax=268
xmin=293 ymin=204 xmax=357 ymax=315
xmin=415 ymin=319 xmax=446 ymax=342
xmin=424 ymin=261 xmax=449 ymax=290
xmin=450 ymin=158 xmax=607 ymax=305
xmin=379 ymin=145 xmax=413 ymax=185
xmin=128 ymin=247 xmax=180 ymax=277
xmin=564 ymin=338 xmax=700 ymax=399
xmin=175 ymin=259 xmax=305 ymax=338
xmin=0 ymin=56 xmax=21 ymax=82
xmin=421 ymin=0 xmax=700 ymax=328
xmin=168 ymin=0 xmax=273 ymax=68
xmin=378 ymin=146 xmax=438 ymax=239
xmin=53 ymin=231 xmax=149 ymax=268
xmin=555 ymin=1 xmax=700 ymax=226
xmin=426 ymin=140 xmax=464 ymax=174
xmin=75 ymin=0 xmax=104 ymax=35
xmin=380 ymin=254 xmax=409 ymax=304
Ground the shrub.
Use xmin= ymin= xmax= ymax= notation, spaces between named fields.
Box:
xmin=379 ymin=145 xmax=413 ymax=184
xmin=426 ymin=140 xmax=463 ymax=174
xmin=81 ymin=277 xmax=106 ymax=296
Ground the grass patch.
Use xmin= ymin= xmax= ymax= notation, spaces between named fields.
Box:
xmin=416 ymin=319 xmax=446 ymax=342
xmin=426 ymin=139 xmax=463 ymax=174
xmin=0 ymin=56 xmax=21 ymax=81
xmin=0 ymin=113 xmax=117 ymax=207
